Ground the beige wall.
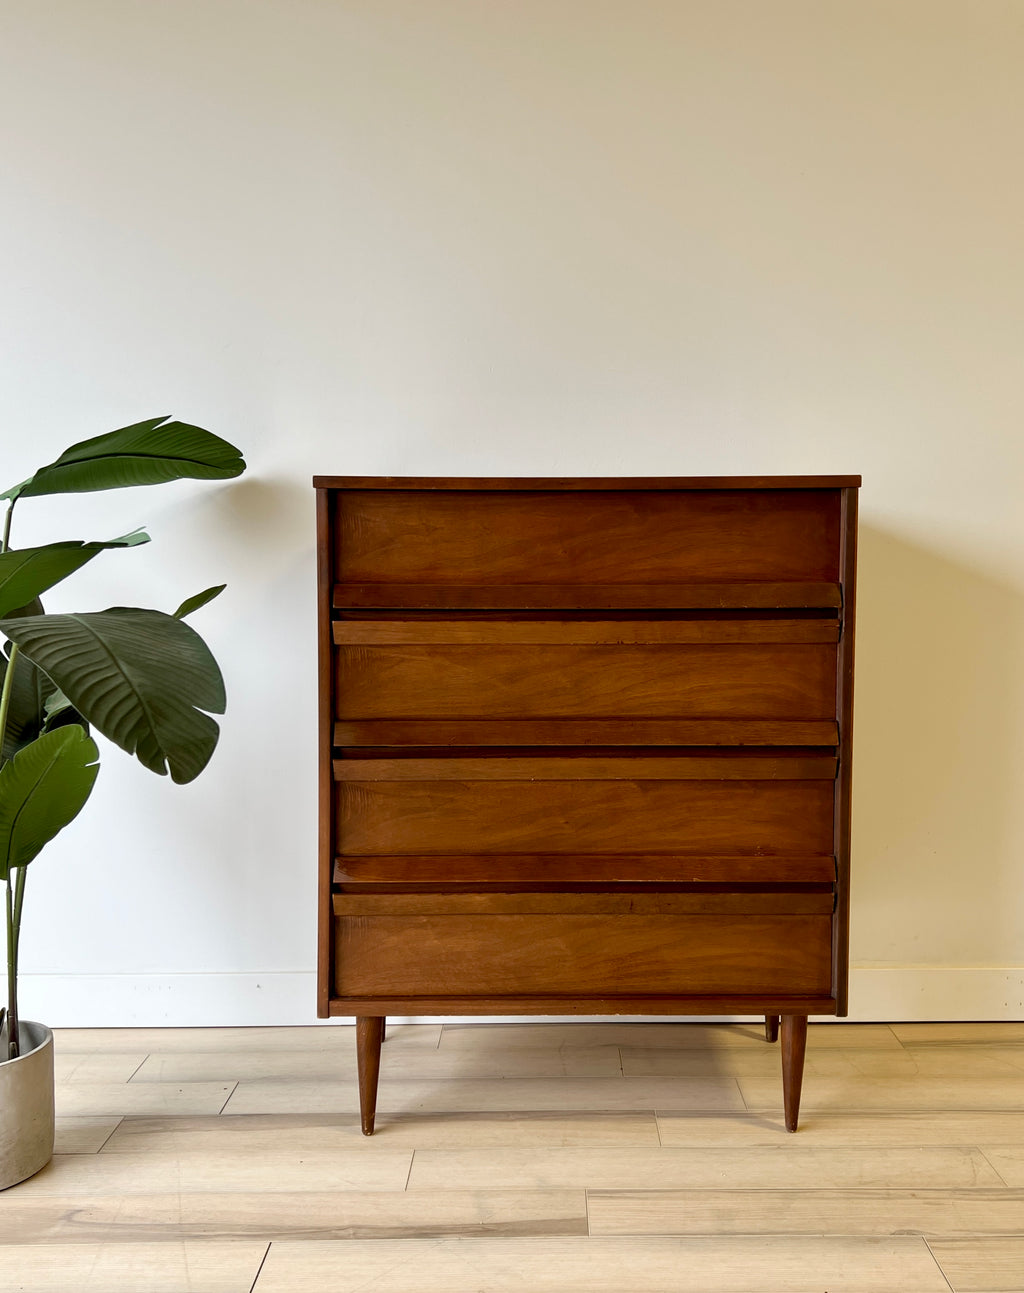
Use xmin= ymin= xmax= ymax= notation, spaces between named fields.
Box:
xmin=3 ymin=1 xmax=1023 ymax=1021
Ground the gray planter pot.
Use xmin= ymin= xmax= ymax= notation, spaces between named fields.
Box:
xmin=0 ymin=1021 xmax=55 ymax=1190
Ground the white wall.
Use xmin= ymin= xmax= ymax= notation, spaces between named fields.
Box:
xmin=3 ymin=0 xmax=1023 ymax=1024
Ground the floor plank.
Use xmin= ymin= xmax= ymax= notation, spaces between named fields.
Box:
xmin=737 ymin=1073 xmax=1024 ymax=1113
xmin=52 ymin=1025 xmax=442 ymax=1053
xmin=53 ymin=1116 xmax=122 ymax=1154
xmin=406 ymin=1145 xmax=1002 ymax=1191
xmin=55 ymin=1080 xmax=236 ymax=1117
xmin=101 ymin=1110 xmax=660 ymax=1153
xmin=250 ymin=1236 xmax=951 ymax=1291
xmin=0 ymin=1190 xmax=586 ymax=1244
xmin=7 ymin=1149 xmax=413 ymax=1197
xmin=53 ymin=1051 xmax=149 ymax=1083
xmin=221 ymin=1075 xmax=744 ymax=1116
xmin=974 ymin=1146 xmax=1024 ymax=1187
xmin=882 ymin=1046 xmax=1024 ymax=1076
xmin=891 ymin=1024 xmax=1024 ymax=1047
xmin=130 ymin=1045 xmax=622 ymax=1083
xmin=928 ymin=1236 xmax=1024 ymax=1291
xmin=588 ymin=1187 xmax=1024 ymax=1236
xmin=657 ymin=1110 xmax=1024 ymax=1146
xmin=437 ymin=1022 xmax=902 ymax=1051
xmin=0 ymin=1241 xmax=268 ymax=1293
xmin=621 ymin=1045 xmax=926 ymax=1077
xmin=628 ymin=1043 xmax=1024 ymax=1078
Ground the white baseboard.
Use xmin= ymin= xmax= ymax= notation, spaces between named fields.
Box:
xmin=847 ymin=966 xmax=1024 ymax=1021
xmin=19 ymin=972 xmax=321 ymax=1028
xmin=18 ymin=966 xmax=1024 ymax=1028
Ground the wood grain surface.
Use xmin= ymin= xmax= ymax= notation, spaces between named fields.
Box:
xmin=5 ymin=1020 xmax=1006 ymax=1293
xmin=316 ymin=476 xmax=857 ymax=1139
xmin=337 ymin=777 xmax=835 ymax=855
xmin=333 ymin=488 xmax=842 ymax=584
xmin=333 ymin=853 xmax=837 ymax=889
xmin=335 ymin=642 xmax=838 ymax=720
xmin=333 ymin=914 xmax=833 ymax=997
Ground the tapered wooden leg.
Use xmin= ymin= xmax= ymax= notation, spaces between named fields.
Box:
xmin=764 ymin=1014 xmax=780 ymax=1043
xmin=356 ymin=1016 xmax=384 ymax=1136
xmin=780 ymin=1014 xmax=808 ymax=1132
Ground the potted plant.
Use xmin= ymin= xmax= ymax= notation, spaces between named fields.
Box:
xmin=0 ymin=416 xmax=245 ymax=1189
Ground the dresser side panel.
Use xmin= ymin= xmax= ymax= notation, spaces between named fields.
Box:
xmin=315 ymin=487 xmax=337 ymax=1017
xmin=833 ymin=486 xmax=859 ymax=1014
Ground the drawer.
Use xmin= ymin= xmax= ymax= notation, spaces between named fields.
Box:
xmin=333 ymin=912 xmax=833 ymax=997
xmin=332 ymin=489 xmax=842 ymax=586
xmin=334 ymin=628 xmax=837 ymax=722
xmin=335 ymin=755 xmax=836 ymax=857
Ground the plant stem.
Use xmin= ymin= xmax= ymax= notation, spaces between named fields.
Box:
xmin=5 ymin=877 xmax=16 ymax=1059
xmin=0 ymin=643 xmax=19 ymax=1058
xmin=1 ymin=500 xmax=13 ymax=554
xmin=0 ymin=641 xmax=18 ymax=758
xmin=7 ymin=867 xmax=25 ymax=1058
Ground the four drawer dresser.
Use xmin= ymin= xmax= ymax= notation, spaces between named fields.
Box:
xmin=315 ymin=475 xmax=859 ymax=1133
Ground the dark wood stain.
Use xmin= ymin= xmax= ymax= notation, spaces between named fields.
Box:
xmin=335 ymin=643 xmax=838 ymax=721
xmin=335 ymin=915 xmax=833 ymax=998
xmin=314 ymin=475 xmax=858 ymax=1134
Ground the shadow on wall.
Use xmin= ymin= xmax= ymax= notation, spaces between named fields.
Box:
xmin=852 ymin=525 xmax=1024 ymax=966
xmin=213 ymin=475 xmax=312 ymax=560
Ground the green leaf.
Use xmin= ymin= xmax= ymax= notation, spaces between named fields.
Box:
xmin=1 ymin=648 xmax=63 ymax=764
xmin=0 ymin=726 xmax=99 ymax=880
xmin=0 ymin=531 xmax=150 ymax=618
xmin=1 ymin=647 xmax=47 ymax=763
xmin=173 ymin=584 xmax=226 ymax=619
xmin=2 ymin=417 xmax=245 ymax=500
xmin=0 ymin=608 xmax=226 ymax=784
xmin=42 ymin=686 xmax=74 ymax=726
xmin=40 ymin=685 xmax=89 ymax=741
xmin=2 ymin=606 xmax=88 ymax=762
xmin=1 ymin=596 xmax=44 ymax=622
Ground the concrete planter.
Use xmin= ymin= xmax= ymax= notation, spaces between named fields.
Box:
xmin=0 ymin=1021 xmax=54 ymax=1190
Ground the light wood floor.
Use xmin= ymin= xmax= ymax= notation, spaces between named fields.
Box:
xmin=4 ymin=1021 xmax=1024 ymax=1291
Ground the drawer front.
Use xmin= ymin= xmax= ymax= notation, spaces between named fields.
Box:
xmin=334 ymin=913 xmax=833 ymax=997
xmin=338 ymin=775 xmax=835 ymax=856
xmin=334 ymin=489 xmax=841 ymax=585
xmin=336 ymin=642 xmax=837 ymax=720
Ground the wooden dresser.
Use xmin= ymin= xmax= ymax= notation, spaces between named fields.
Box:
xmin=315 ymin=475 xmax=859 ymax=1133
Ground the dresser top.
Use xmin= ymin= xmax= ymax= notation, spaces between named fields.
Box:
xmin=313 ymin=475 xmax=861 ymax=491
